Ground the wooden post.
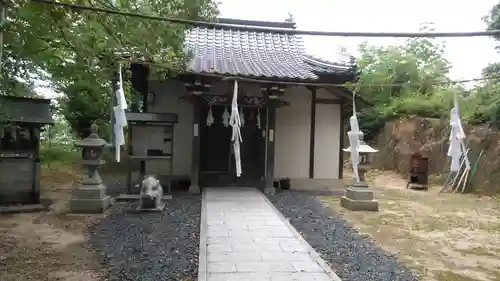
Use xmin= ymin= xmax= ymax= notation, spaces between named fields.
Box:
xmin=338 ymin=100 xmax=345 ymax=179
xmin=309 ymin=87 xmax=317 ymax=179
xmin=264 ymin=107 xmax=276 ymax=194
xmin=189 ymin=98 xmax=201 ymax=194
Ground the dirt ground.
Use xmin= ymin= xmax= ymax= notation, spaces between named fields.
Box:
xmin=322 ymin=169 xmax=500 ymax=281
xmin=0 ymin=164 xmax=107 ymax=281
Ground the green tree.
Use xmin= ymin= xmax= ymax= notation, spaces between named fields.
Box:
xmin=463 ymin=4 xmax=500 ymax=127
xmin=4 ymin=0 xmax=218 ymax=136
xmin=352 ymin=25 xmax=458 ymax=140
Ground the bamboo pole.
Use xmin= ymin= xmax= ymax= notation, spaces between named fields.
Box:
xmin=450 ymin=149 xmax=469 ymax=192
xmin=456 ymin=167 xmax=469 ymax=193
xmin=460 ymin=169 xmax=470 ymax=193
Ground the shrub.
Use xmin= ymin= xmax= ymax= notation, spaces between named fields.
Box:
xmin=39 ymin=142 xmax=80 ymax=165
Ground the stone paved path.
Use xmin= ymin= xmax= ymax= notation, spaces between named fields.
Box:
xmin=199 ymin=187 xmax=341 ymax=281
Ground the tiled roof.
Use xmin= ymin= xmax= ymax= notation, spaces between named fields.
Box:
xmin=0 ymin=95 xmax=54 ymax=124
xmin=184 ymin=18 xmax=357 ymax=81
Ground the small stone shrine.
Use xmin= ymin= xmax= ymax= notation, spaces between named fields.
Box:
xmin=0 ymin=95 xmax=54 ymax=213
xmin=69 ymin=124 xmax=111 ymax=213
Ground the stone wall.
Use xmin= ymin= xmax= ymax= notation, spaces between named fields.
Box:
xmin=370 ymin=116 xmax=500 ymax=194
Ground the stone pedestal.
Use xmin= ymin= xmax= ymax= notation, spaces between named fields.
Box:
xmin=188 ymin=185 xmax=200 ymax=194
xmin=69 ymin=171 xmax=111 ymax=214
xmin=340 ymin=181 xmax=379 ymax=211
xmin=264 ymin=186 xmax=275 ymax=195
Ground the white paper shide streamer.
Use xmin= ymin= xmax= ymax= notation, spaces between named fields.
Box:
xmin=206 ymin=105 xmax=214 ymax=126
xmin=447 ymin=96 xmax=469 ymax=172
xmin=222 ymin=107 xmax=230 ymax=127
xmin=346 ymin=95 xmax=361 ymax=182
xmin=230 ymin=81 xmax=243 ymax=177
xmin=239 ymin=107 xmax=245 ymax=127
xmin=113 ymin=63 xmax=128 ymax=162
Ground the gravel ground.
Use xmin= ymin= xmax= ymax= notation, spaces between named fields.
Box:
xmin=89 ymin=193 xmax=201 ymax=281
xmin=267 ymin=190 xmax=419 ymax=281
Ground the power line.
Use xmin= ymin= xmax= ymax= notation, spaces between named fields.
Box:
xmin=31 ymin=0 xmax=500 ymax=38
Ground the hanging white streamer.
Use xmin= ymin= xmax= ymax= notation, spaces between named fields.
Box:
xmin=10 ymin=125 xmax=17 ymax=142
xmin=239 ymin=107 xmax=245 ymax=127
xmin=206 ymin=105 xmax=214 ymax=126
xmin=113 ymin=105 xmax=127 ymax=126
xmin=230 ymin=81 xmax=243 ymax=177
xmin=347 ymin=93 xmax=361 ymax=182
xmin=116 ymin=63 xmax=128 ymax=110
xmin=114 ymin=124 xmax=125 ymax=162
xmin=447 ymin=94 xmax=469 ymax=172
xmin=114 ymin=63 xmax=127 ymax=163
xmin=222 ymin=107 xmax=230 ymax=127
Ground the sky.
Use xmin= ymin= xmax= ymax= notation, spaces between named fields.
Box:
xmin=218 ymin=0 xmax=500 ymax=81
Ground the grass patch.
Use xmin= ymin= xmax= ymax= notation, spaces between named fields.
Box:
xmin=434 ymin=271 xmax=482 ymax=281
xmin=327 ymin=170 xmax=500 ymax=281
xmin=456 ymin=246 xmax=500 ymax=258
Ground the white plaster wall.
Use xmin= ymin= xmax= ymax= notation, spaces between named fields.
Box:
xmin=313 ymin=103 xmax=341 ymax=179
xmin=316 ymin=88 xmax=337 ymax=99
xmin=274 ymin=86 xmax=311 ymax=179
xmin=130 ymin=79 xmax=193 ymax=177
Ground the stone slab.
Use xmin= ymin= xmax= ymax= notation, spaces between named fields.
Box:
xmin=345 ymin=186 xmax=374 ymax=201
xmin=189 ymin=185 xmax=201 ymax=194
xmin=198 ymin=187 xmax=342 ymax=281
xmin=135 ymin=202 xmax=166 ymax=212
xmin=340 ymin=196 xmax=379 ymax=211
xmin=0 ymin=204 xmax=45 ymax=214
xmin=115 ymin=194 xmax=172 ymax=201
xmin=208 ymin=272 xmax=271 ymax=281
xmin=269 ymin=272 xmax=333 ymax=281
xmin=69 ymin=196 xmax=111 ymax=214
xmin=74 ymin=185 xmax=107 ymax=200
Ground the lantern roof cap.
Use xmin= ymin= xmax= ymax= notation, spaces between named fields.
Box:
xmin=75 ymin=124 xmax=108 ymax=147
xmin=343 ymin=140 xmax=379 ymax=153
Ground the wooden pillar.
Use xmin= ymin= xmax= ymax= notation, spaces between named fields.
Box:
xmin=338 ymin=100 xmax=345 ymax=179
xmin=264 ymin=107 xmax=276 ymax=194
xmin=33 ymin=125 xmax=41 ymax=204
xmin=188 ymin=98 xmax=201 ymax=194
xmin=309 ymin=88 xmax=317 ymax=179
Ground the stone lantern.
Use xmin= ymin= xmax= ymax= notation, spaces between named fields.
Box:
xmin=69 ymin=124 xmax=111 ymax=213
xmin=340 ymin=132 xmax=379 ymax=211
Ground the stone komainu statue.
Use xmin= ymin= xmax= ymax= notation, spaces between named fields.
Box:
xmin=137 ymin=175 xmax=164 ymax=209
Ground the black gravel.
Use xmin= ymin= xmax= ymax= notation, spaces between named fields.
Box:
xmin=267 ymin=190 xmax=419 ymax=281
xmin=89 ymin=193 xmax=201 ymax=281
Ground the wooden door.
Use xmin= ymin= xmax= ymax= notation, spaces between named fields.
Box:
xmin=199 ymin=105 xmax=231 ymax=172
xmin=228 ymin=107 xmax=266 ymax=181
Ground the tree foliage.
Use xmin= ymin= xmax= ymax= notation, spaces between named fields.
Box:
xmin=353 ymin=25 xmax=461 ymax=140
xmin=354 ymin=7 xmax=500 ymax=140
xmin=6 ymin=1 xmax=500 ymax=142
xmin=460 ymin=3 xmax=500 ymax=127
xmin=4 ymin=0 xmax=218 ymax=137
